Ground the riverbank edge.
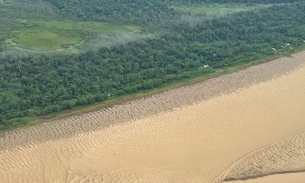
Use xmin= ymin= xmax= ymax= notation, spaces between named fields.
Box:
xmin=1 ymin=47 xmax=304 ymax=135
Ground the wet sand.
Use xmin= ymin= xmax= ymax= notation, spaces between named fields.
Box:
xmin=0 ymin=52 xmax=305 ymax=182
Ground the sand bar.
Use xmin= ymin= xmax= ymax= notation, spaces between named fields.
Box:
xmin=226 ymin=172 xmax=305 ymax=183
xmin=0 ymin=52 xmax=305 ymax=182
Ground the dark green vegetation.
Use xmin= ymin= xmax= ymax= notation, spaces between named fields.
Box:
xmin=1 ymin=0 xmax=305 ymax=131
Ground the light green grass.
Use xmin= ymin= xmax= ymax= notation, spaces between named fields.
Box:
xmin=171 ymin=3 xmax=272 ymax=15
xmin=35 ymin=20 xmax=130 ymax=32
xmin=5 ymin=39 xmax=17 ymax=45
xmin=12 ymin=20 xmax=141 ymax=50
xmin=15 ymin=29 xmax=81 ymax=50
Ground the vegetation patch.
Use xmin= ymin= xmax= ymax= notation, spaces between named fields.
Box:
xmin=5 ymin=38 xmax=17 ymax=45
xmin=35 ymin=20 xmax=131 ymax=32
xmin=15 ymin=29 xmax=81 ymax=50
xmin=125 ymin=26 xmax=142 ymax=33
xmin=11 ymin=20 xmax=141 ymax=50
xmin=171 ymin=3 xmax=272 ymax=15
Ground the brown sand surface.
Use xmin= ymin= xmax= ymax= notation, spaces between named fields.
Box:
xmin=0 ymin=52 xmax=305 ymax=182
xmin=226 ymin=172 xmax=305 ymax=183
xmin=214 ymin=132 xmax=305 ymax=183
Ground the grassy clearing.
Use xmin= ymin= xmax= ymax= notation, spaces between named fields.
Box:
xmin=35 ymin=20 xmax=130 ymax=32
xmin=15 ymin=29 xmax=81 ymax=50
xmin=171 ymin=3 xmax=272 ymax=15
xmin=12 ymin=20 xmax=141 ymax=50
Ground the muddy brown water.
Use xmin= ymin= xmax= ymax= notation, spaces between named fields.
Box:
xmin=226 ymin=172 xmax=305 ymax=183
xmin=0 ymin=52 xmax=305 ymax=183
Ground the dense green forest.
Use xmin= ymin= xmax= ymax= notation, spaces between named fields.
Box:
xmin=1 ymin=0 xmax=305 ymax=130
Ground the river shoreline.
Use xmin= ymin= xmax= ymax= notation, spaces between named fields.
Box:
xmin=0 ymin=51 xmax=305 ymax=183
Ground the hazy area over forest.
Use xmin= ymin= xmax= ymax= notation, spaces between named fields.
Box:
xmin=1 ymin=0 xmax=305 ymax=130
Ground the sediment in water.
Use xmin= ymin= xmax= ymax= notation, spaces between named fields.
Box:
xmin=213 ymin=133 xmax=305 ymax=183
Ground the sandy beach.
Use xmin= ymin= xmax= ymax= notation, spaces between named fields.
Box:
xmin=0 ymin=52 xmax=305 ymax=183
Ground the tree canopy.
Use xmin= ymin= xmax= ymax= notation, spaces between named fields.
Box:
xmin=1 ymin=0 xmax=305 ymax=130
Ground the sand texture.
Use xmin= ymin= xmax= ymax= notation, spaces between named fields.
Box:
xmin=228 ymin=172 xmax=305 ymax=183
xmin=0 ymin=52 xmax=305 ymax=182
xmin=218 ymin=133 xmax=305 ymax=183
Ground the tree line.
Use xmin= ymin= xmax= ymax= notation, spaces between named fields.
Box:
xmin=1 ymin=2 xmax=305 ymax=130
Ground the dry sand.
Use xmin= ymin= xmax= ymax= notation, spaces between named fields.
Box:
xmin=0 ymin=52 xmax=305 ymax=182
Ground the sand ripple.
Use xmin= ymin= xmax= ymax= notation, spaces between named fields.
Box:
xmin=214 ymin=133 xmax=305 ymax=183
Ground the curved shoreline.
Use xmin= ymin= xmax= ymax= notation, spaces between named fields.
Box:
xmin=1 ymin=52 xmax=305 ymax=150
xmin=226 ymin=171 xmax=305 ymax=183
xmin=225 ymin=170 xmax=305 ymax=182
xmin=0 ymin=51 xmax=305 ymax=182
xmin=212 ymin=132 xmax=305 ymax=183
